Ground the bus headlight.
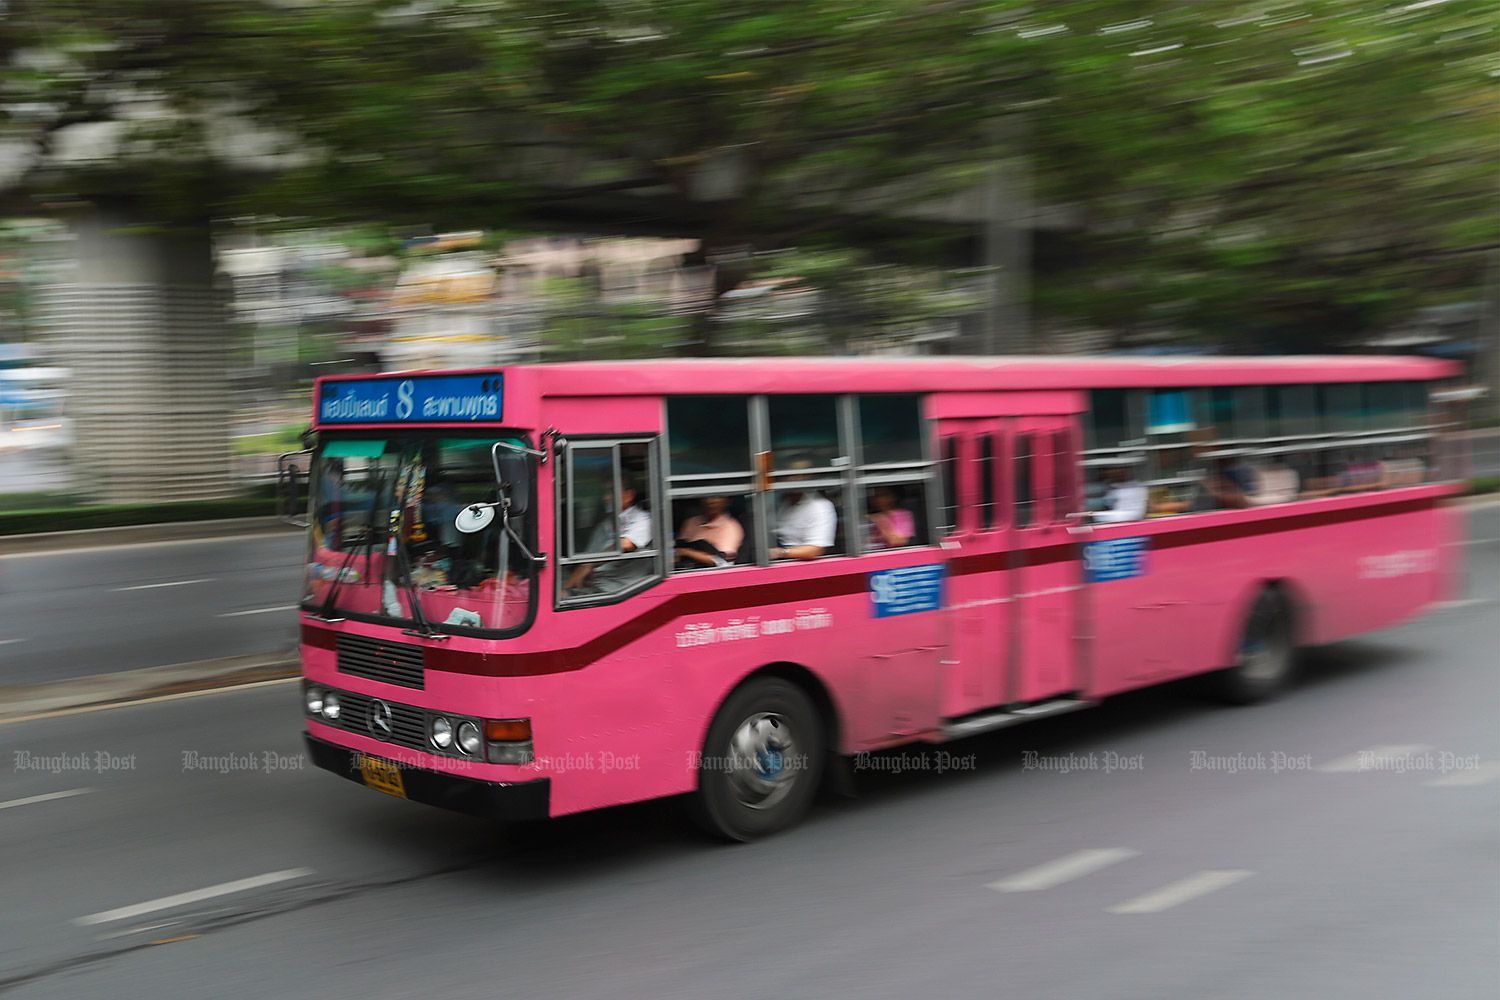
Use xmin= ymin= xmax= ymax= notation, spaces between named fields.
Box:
xmin=321 ymin=691 xmax=341 ymax=721
xmin=430 ymin=716 xmax=453 ymax=750
xmin=456 ymin=721 xmax=481 ymax=756
xmin=304 ymin=685 xmax=324 ymax=716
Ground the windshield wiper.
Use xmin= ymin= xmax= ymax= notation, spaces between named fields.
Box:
xmin=388 ymin=512 xmax=444 ymax=640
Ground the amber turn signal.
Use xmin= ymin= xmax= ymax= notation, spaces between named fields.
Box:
xmin=484 ymin=719 xmax=531 ymax=742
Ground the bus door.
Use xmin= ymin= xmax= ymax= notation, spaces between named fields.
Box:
xmin=1006 ymin=416 xmax=1086 ymax=703
xmin=936 ymin=419 xmax=1010 ymax=718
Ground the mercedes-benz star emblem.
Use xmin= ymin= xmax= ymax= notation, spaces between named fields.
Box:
xmin=369 ymin=699 xmax=394 ymax=736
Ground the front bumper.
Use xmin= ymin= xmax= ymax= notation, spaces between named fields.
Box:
xmin=304 ymin=733 xmax=550 ymax=821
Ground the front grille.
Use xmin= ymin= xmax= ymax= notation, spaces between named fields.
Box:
xmin=332 ymin=691 xmax=428 ymax=752
xmin=337 ymin=634 xmax=425 ymax=690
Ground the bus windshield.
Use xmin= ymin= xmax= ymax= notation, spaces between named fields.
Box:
xmin=302 ymin=433 xmax=535 ymax=634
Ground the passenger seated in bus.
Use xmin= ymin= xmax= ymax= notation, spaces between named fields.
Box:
xmin=675 ymin=495 xmax=744 ymax=568
xmin=1152 ymin=458 xmax=1252 ymax=514
xmin=565 ymin=475 xmax=653 ymax=592
xmin=1251 ymin=453 xmax=1299 ymax=505
xmin=771 ymin=459 xmax=837 ymax=560
xmin=865 ymin=485 xmax=916 ymax=549
xmin=1090 ymin=465 xmax=1147 ymax=523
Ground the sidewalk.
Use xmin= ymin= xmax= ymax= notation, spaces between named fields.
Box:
xmin=3 ymin=516 xmax=300 ymax=554
xmin=0 ymin=651 xmax=299 ymax=723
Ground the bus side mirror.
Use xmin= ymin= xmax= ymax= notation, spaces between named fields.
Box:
xmin=277 ymin=450 xmax=313 ymax=528
xmin=496 ymin=452 xmax=530 ymax=517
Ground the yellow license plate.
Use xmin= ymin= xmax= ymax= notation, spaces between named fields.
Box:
xmin=355 ymin=754 xmax=407 ymax=798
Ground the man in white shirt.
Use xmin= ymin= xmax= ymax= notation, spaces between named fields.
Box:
xmin=1092 ymin=465 xmax=1147 ymax=524
xmin=565 ymin=477 xmax=653 ymax=591
xmin=770 ymin=460 xmax=837 ymax=560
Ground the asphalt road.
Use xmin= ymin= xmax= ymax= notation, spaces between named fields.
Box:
xmin=0 ymin=509 xmax=1495 ymax=998
xmin=0 ymin=533 xmax=306 ymax=686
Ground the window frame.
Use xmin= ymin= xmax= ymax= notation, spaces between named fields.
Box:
xmin=555 ymin=434 xmax=664 ymax=608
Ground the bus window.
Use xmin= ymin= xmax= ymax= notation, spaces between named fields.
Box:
xmin=671 ymin=493 xmax=752 ymax=569
xmin=667 ymin=396 xmax=751 ymax=475
xmin=979 ymin=434 xmax=995 ymax=529
xmin=858 ymin=394 xmax=923 ymax=464
xmin=769 ymin=395 xmax=841 ymax=471
xmin=559 ymin=439 xmax=661 ymax=603
xmin=862 ymin=482 xmax=925 ymax=551
xmin=938 ymin=436 xmax=958 ymax=535
xmin=1014 ymin=433 xmax=1033 ymax=529
xmin=1052 ymin=428 xmax=1077 ymax=524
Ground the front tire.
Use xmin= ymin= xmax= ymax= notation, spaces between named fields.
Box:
xmin=1210 ymin=587 xmax=1296 ymax=705
xmin=691 ymin=677 xmax=826 ymax=841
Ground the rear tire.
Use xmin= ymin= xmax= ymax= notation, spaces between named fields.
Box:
xmin=690 ymin=677 xmax=826 ymax=841
xmin=1209 ymin=587 xmax=1296 ymax=705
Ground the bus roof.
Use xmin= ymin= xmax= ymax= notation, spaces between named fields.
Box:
xmin=337 ymin=355 xmax=1458 ymax=397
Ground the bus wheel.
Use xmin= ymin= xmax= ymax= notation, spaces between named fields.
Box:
xmin=1212 ymin=587 xmax=1295 ymax=705
xmin=691 ymin=677 xmax=825 ymax=841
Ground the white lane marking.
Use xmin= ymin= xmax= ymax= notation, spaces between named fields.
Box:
xmin=987 ymin=848 xmax=1139 ymax=892
xmin=73 ymin=868 xmax=315 ymax=926
xmin=1428 ymin=599 xmax=1491 ymax=611
xmin=1107 ymin=870 xmax=1253 ymax=914
xmin=1316 ymin=744 xmax=1435 ymax=773
xmin=95 ymin=918 xmax=185 ymax=941
xmin=0 ymin=638 xmax=28 ymax=646
xmin=0 ymin=788 xmax=94 ymax=811
xmin=1453 ymin=538 xmax=1500 ymax=546
xmin=5 ymin=533 xmax=293 ymax=559
xmin=217 ymin=606 xmax=298 ymax=618
xmin=111 ymin=578 xmax=213 ymax=592
xmin=1426 ymin=761 xmax=1500 ymax=787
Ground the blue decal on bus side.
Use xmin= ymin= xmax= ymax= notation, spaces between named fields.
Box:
xmin=869 ymin=565 xmax=945 ymax=618
xmin=1083 ymin=537 xmax=1149 ymax=583
xmin=319 ymin=374 xmax=503 ymax=424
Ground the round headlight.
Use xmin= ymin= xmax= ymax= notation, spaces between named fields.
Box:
xmin=457 ymin=721 xmax=481 ymax=756
xmin=322 ymin=691 xmax=341 ymax=721
xmin=304 ymin=686 xmax=323 ymax=716
xmin=430 ymin=716 xmax=454 ymax=749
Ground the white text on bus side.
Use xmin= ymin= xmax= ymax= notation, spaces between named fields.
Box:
xmin=674 ymin=609 xmax=832 ymax=648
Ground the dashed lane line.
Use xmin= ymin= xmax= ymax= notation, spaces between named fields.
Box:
xmin=987 ymin=848 xmax=1140 ymax=892
xmin=1316 ymin=744 xmax=1435 ymax=773
xmin=217 ymin=606 xmax=298 ymax=618
xmin=1107 ymin=870 xmax=1254 ymax=914
xmin=1427 ymin=761 xmax=1500 ymax=787
xmin=73 ymin=868 xmax=316 ymax=926
xmin=110 ymin=579 xmax=214 ymax=592
xmin=0 ymin=788 xmax=93 ymax=811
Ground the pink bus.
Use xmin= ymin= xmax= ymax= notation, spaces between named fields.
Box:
xmin=293 ymin=357 xmax=1465 ymax=839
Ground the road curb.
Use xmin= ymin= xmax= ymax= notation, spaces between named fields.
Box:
xmin=0 ymin=651 xmax=299 ymax=722
xmin=2 ymin=517 xmax=301 ymax=555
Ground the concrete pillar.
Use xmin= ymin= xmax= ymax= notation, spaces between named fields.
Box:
xmin=35 ymin=207 xmax=234 ymax=503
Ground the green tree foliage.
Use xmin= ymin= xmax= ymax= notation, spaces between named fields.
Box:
xmin=1 ymin=0 xmax=1494 ymax=353
xmin=1020 ymin=0 xmax=1498 ymax=349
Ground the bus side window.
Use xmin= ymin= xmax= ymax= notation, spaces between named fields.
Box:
xmin=1014 ymin=433 xmax=1033 ymax=529
xmin=938 ymin=436 xmax=958 ymax=536
xmin=979 ymin=434 xmax=995 ymax=529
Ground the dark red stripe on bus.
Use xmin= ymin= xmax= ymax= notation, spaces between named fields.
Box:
xmin=304 ymin=492 xmax=1441 ymax=677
